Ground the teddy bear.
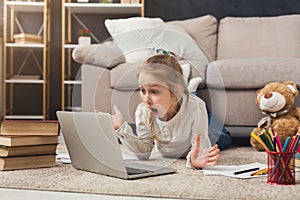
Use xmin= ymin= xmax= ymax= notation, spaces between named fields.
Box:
xmin=250 ymin=81 xmax=300 ymax=151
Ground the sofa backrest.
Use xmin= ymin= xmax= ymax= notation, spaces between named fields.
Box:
xmin=167 ymin=15 xmax=218 ymax=61
xmin=217 ymin=15 xmax=300 ymax=59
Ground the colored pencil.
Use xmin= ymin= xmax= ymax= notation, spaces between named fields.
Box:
xmin=251 ymin=132 xmax=269 ymax=151
xmin=251 ymin=168 xmax=268 ymax=176
xmin=264 ymin=129 xmax=274 ymax=148
xmin=277 ymin=134 xmax=300 ymax=182
xmin=274 ymin=133 xmax=282 ymax=152
xmin=234 ymin=167 xmax=260 ymax=175
xmin=259 ymin=132 xmax=273 ymax=151
xmin=282 ymin=137 xmax=291 ymax=152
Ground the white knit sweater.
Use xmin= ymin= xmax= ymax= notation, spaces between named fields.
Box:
xmin=116 ymin=94 xmax=211 ymax=168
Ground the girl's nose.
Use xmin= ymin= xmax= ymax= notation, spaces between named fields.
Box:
xmin=143 ymin=93 xmax=151 ymax=104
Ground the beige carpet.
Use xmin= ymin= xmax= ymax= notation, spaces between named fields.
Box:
xmin=0 ymin=143 xmax=300 ymax=200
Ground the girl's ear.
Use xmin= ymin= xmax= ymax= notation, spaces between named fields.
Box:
xmin=171 ymin=85 xmax=184 ymax=99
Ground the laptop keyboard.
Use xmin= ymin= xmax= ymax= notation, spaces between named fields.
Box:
xmin=125 ymin=167 xmax=153 ymax=175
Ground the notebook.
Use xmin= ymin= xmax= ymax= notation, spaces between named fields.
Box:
xmin=56 ymin=111 xmax=176 ymax=179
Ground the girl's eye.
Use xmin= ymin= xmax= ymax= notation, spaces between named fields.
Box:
xmin=139 ymin=88 xmax=146 ymax=94
xmin=150 ymin=89 xmax=159 ymax=95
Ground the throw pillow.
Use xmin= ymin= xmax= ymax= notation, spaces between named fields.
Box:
xmin=105 ymin=17 xmax=210 ymax=80
xmin=105 ymin=17 xmax=164 ymax=63
xmin=105 ymin=17 xmax=164 ymax=36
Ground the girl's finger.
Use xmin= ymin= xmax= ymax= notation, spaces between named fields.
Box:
xmin=208 ymin=154 xmax=220 ymax=162
xmin=205 ymin=161 xmax=218 ymax=166
xmin=113 ymin=105 xmax=121 ymax=114
xmin=209 ymin=144 xmax=218 ymax=152
xmin=194 ymin=134 xmax=200 ymax=148
xmin=209 ymin=148 xmax=220 ymax=157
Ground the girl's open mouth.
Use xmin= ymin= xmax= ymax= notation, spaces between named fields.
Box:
xmin=150 ymin=108 xmax=158 ymax=115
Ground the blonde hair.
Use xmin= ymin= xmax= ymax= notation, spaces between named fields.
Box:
xmin=138 ymin=54 xmax=189 ymax=96
xmin=137 ymin=54 xmax=189 ymax=137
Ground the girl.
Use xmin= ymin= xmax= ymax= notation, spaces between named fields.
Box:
xmin=108 ymin=51 xmax=223 ymax=169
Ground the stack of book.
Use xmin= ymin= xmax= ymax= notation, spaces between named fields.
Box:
xmin=13 ymin=33 xmax=42 ymax=44
xmin=0 ymin=121 xmax=59 ymax=171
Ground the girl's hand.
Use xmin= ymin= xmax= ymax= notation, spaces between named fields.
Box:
xmin=94 ymin=105 xmax=124 ymax=130
xmin=111 ymin=105 xmax=124 ymax=130
xmin=190 ymin=134 xmax=220 ymax=169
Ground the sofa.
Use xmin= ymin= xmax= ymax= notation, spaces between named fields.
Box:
xmin=72 ymin=14 xmax=300 ymax=137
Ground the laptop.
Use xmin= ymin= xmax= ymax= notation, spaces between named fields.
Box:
xmin=56 ymin=111 xmax=176 ymax=180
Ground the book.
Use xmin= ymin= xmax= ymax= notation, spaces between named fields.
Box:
xmin=0 ymin=154 xmax=56 ymax=171
xmin=295 ymin=153 xmax=300 ymax=168
xmin=13 ymin=33 xmax=42 ymax=44
xmin=10 ymin=75 xmax=41 ymax=80
xmin=295 ymin=158 xmax=300 ymax=168
xmin=0 ymin=121 xmax=59 ymax=136
xmin=0 ymin=135 xmax=58 ymax=147
xmin=0 ymin=144 xmax=57 ymax=157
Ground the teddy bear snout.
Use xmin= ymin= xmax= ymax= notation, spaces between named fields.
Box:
xmin=259 ymin=92 xmax=286 ymax=112
xmin=264 ymin=93 xmax=273 ymax=99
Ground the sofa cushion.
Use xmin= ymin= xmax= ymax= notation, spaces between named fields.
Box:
xmin=217 ymin=15 xmax=300 ymax=59
xmin=206 ymin=58 xmax=300 ymax=89
xmin=167 ymin=15 xmax=218 ymax=61
xmin=72 ymin=41 xmax=125 ymax=69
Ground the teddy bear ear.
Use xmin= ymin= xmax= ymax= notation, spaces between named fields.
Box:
xmin=284 ymin=81 xmax=298 ymax=96
xmin=256 ymin=89 xmax=262 ymax=102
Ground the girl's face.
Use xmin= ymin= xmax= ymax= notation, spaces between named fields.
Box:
xmin=138 ymin=83 xmax=179 ymax=121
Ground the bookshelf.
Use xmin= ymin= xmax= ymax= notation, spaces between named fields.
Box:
xmin=61 ymin=0 xmax=143 ymax=111
xmin=3 ymin=0 xmax=50 ymax=120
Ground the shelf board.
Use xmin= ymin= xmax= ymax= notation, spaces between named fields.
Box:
xmin=64 ymin=44 xmax=79 ymax=49
xmin=5 ymin=115 xmax=44 ymax=120
xmin=65 ymin=106 xmax=82 ymax=112
xmin=64 ymin=44 xmax=99 ymax=49
xmin=64 ymin=80 xmax=82 ymax=85
xmin=5 ymin=79 xmax=44 ymax=84
xmin=6 ymin=43 xmax=45 ymax=48
xmin=65 ymin=3 xmax=142 ymax=14
xmin=6 ymin=1 xmax=45 ymax=13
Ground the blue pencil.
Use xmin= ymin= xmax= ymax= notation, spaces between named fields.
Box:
xmin=281 ymin=137 xmax=291 ymax=152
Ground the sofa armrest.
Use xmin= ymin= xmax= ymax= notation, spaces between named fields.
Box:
xmin=72 ymin=41 xmax=125 ymax=69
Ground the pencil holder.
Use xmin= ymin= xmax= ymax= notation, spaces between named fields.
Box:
xmin=267 ymin=151 xmax=296 ymax=185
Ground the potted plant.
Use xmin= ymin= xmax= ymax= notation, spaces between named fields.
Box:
xmin=78 ymin=29 xmax=91 ymax=46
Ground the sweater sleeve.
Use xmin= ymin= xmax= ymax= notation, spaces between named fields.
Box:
xmin=116 ymin=104 xmax=154 ymax=160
